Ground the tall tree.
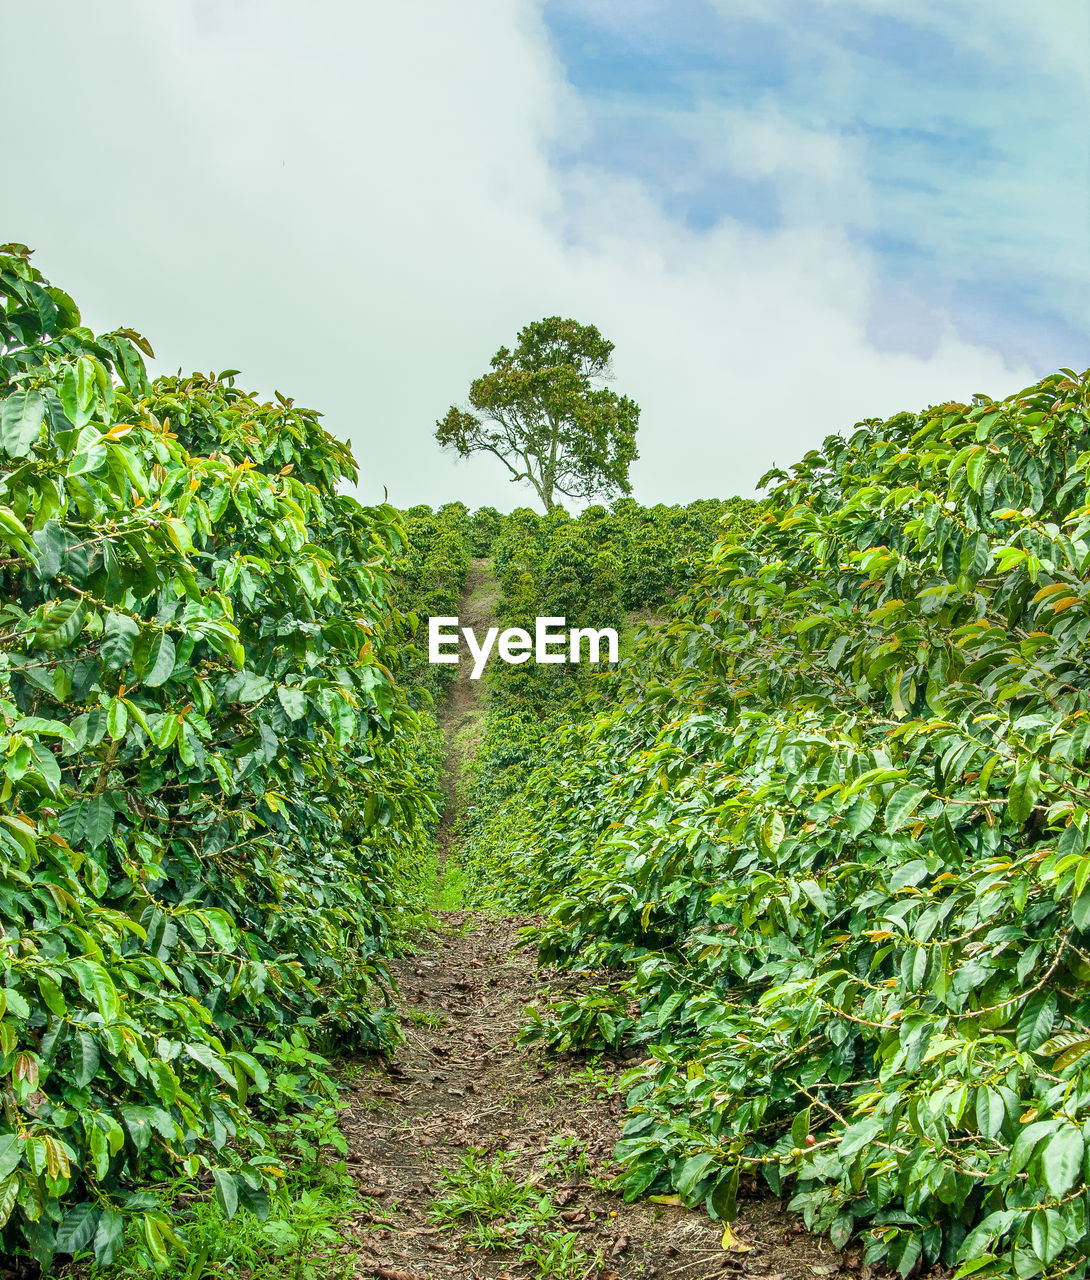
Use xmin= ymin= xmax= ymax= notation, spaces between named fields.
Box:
xmin=435 ymin=316 xmax=639 ymax=512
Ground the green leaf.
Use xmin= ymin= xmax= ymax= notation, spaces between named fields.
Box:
xmin=84 ymin=796 xmax=115 ymax=851
xmin=2 ymin=987 xmax=30 ymax=1019
xmin=142 ymin=631 xmax=176 ymax=687
xmin=236 ymin=674 xmax=274 ymax=704
xmin=799 ymin=879 xmax=831 ymax=917
xmin=161 ymin=517 xmax=193 ymax=553
xmin=843 ymin=796 xmax=877 ymax=835
xmin=69 ymin=958 xmax=120 ymax=1022
xmin=72 ymin=1033 xmax=101 ymax=1088
xmin=121 ymin=1106 xmax=155 ymax=1153
xmin=184 ymin=1041 xmax=236 ymax=1087
xmin=674 ymin=1151 xmax=718 ymax=1198
xmin=201 ymin=908 xmax=237 ymax=951
xmin=975 ymin=1087 xmax=1004 ymax=1140
xmin=11 ymin=716 xmax=74 ymax=742
xmin=1042 ymin=1125 xmax=1083 ymax=1197
xmin=761 ymin=811 xmax=785 ymax=853
xmin=32 ymin=597 xmax=88 ymax=650
xmin=885 ymin=785 xmax=928 ymax=833
xmin=93 ymin=1209 xmax=125 ymax=1265
xmin=1017 ymin=990 xmax=1057 ymax=1051
xmin=707 ymin=1166 xmax=739 ymax=1221
xmin=0 ymin=1135 xmax=23 ymax=1180
xmin=1031 ymin=1208 xmax=1066 ymax=1266
xmin=277 ymin=685 xmax=308 ymax=721
xmin=0 ymin=505 xmax=34 ymax=554
xmin=890 ymin=859 xmax=929 ymax=892
xmin=324 ymin=694 xmax=357 ymax=745
xmin=890 ymin=1231 xmax=922 ymax=1279
xmin=61 ymin=796 xmax=115 ymax=851
xmin=142 ymin=1214 xmax=170 ymax=1265
xmin=37 ymin=974 xmax=67 ymax=1018
xmin=0 ymin=389 xmax=46 ymax=457
xmin=828 ymin=1212 xmax=853 ymax=1251
xmin=106 ymin=696 xmax=128 ymax=741
xmin=213 ymin=1168 xmax=239 ymax=1219
xmin=1009 ymin=1120 xmax=1056 ymax=1175
xmin=1008 ymin=758 xmax=1041 ymax=826
xmin=838 ymin=1115 xmax=884 ymax=1157
xmin=0 ymin=1175 xmax=17 ymax=1228
xmin=55 ymin=1202 xmax=100 ymax=1253
xmin=227 ymin=1050 xmax=269 ymax=1094
xmin=68 ymin=437 xmax=107 ymax=477
xmin=958 ymin=1210 xmax=1016 ymax=1263
xmin=89 ymin=1126 xmax=110 ymax=1181
xmin=100 ymin=613 xmax=140 ymax=668
xmin=1053 ymin=1036 xmax=1090 ymax=1070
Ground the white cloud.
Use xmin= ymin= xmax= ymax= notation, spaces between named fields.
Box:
xmin=0 ymin=0 xmax=1044 ymax=509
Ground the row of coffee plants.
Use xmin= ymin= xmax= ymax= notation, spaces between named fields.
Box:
xmin=0 ymin=246 xmax=439 ymax=1268
xmin=455 ymin=499 xmax=753 ymax=899
xmin=491 ymin=498 xmax=748 ymax=618
xmin=507 ymin=370 xmax=1090 ymax=1279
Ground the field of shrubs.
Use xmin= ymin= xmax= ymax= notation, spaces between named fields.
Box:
xmin=502 ymin=370 xmax=1090 ymax=1280
xmin=4 ymin=241 xmax=1090 ymax=1280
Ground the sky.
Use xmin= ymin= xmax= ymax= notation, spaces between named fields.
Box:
xmin=2 ymin=0 xmax=1087 ymax=510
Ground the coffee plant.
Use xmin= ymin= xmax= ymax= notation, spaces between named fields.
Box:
xmin=388 ymin=502 xmax=472 ymax=699
xmin=507 ymin=370 xmax=1090 ymax=1279
xmin=0 ymin=245 xmax=438 ymax=1268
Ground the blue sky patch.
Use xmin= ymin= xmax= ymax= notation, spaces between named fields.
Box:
xmin=542 ymin=0 xmax=1090 ymax=372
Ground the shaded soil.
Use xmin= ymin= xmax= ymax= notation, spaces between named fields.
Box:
xmin=336 ymin=914 xmax=852 ymax=1280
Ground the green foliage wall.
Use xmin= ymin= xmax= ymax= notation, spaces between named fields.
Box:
xmin=468 ymin=506 xmax=505 ymax=557
xmin=388 ymin=503 xmax=472 ymax=700
xmin=512 ymin=371 xmax=1090 ymax=1279
xmin=489 ymin=497 xmax=751 ymax=621
xmin=0 ymin=246 xmax=437 ymax=1268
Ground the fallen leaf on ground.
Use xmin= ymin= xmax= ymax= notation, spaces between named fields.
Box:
xmin=721 ymin=1221 xmax=754 ymax=1252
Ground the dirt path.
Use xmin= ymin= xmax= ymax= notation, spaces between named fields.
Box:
xmin=337 ymin=917 xmax=843 ymax=1280
xmin=432 ymin=558 xmax=500 ymax=876
xmin=335 ymin=561 xmax=841 ymax=1280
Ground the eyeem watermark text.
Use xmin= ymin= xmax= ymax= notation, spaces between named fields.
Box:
xmin=428 ymin=616 xmax=618 ymax=680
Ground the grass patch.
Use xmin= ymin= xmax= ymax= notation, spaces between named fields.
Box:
xmin=429 ymin=1149 xmax=587 ymax=1278
xmin=433 ymin=855 xmax=466 ymax=910
xmin=71 ymin=1163 xmax=367 ymax=1280
xmin=408 ymin=1008 xmax=446 ymax=1028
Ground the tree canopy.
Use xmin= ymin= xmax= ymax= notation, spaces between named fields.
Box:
xmin=435 ymin=317 xmax=639 ymax=512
